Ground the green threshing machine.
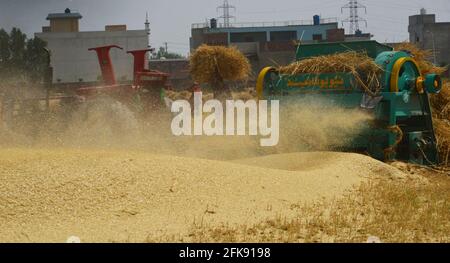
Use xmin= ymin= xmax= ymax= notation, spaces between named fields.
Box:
xmin=256 ymin=41 xmax=443 ymax=165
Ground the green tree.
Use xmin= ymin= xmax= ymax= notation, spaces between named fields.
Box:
xmin=0 ymin=27 xmax=48 ymax=84
xmin=8 ymin=28 xmax=27 ymax=72
xmin=0 ymin=29 xmax=11 ymax=67
xmin=25 ymin=37 xmax=48 ymax=81
xmin=154 ymin=46 xmax=184 ymax=59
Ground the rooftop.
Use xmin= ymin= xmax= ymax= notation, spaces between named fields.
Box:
xmin=46 ymin=8 xmax=82 ymax=20
xmin=192 ymin=18 xmax=338 ymax=29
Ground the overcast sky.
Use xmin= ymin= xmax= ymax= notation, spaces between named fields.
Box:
xmin=1 ymin=0 xmax=449 ymax=55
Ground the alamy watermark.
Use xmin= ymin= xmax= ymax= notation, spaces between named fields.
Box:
xmin=170 ymin=92 xmax=280 ymax=147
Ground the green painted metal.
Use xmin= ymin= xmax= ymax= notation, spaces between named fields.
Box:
xmin=261 ymin=41 xmax=440 ymax=165
xmin=274 ymin=73 xmax=357 ymax=93
xmin=375 ymin=51 xmax=419 ymax=92
xmin=425 ymin=74 xmax=442 ymax=93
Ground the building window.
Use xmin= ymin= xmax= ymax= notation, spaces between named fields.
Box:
xmin=244 ymin=36 xmax=254 ymax=42
xmin=230 ymin=32 xmax=267 ymax=43
xmin=270 ymin=31 xmax=297 ymax=42
xmin=313 ymin=34 xmax=323 ymax=41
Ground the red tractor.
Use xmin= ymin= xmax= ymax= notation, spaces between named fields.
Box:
xmin=75 ymin=45 xmax=171 ymax=114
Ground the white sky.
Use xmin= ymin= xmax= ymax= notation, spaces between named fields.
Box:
xmin=1 ymin=0 xmax=449 ymax=55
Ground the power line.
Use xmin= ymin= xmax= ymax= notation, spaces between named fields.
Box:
xmin=217 ymin=0 xmax=236 ymax=27
xmin=238 ymin=0 xmax=339 ymax=15
xmin=341 ymin=0 xmax=368 ymax=34
xmin=366 ymin=1 xmax=423 ymax=12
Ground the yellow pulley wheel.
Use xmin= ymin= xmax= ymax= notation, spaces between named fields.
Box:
xmin=256 ymin=67 xmax=277 ymax=100
xmin=390 ymin=57 xmax=423 ymax=93
xmin=416 ymin=76 xmax=425 ymax=94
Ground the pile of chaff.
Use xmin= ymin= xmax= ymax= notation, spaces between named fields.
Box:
xmin=431 ymin=81 xmax=450 ymax=166
xmin=189 ymin=45 xmax=251 ymax=86
xmin=278 ymin=51 xmax=383 ymax=96
xmin=394 ymin=42 xmax=447 ymax=75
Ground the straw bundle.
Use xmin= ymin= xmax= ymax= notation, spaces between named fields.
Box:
xmin=430 ymin=81 xmax=450 ymax=166
xmin=434 ymin=118 xmax=450 ymax=166
xmin=164 ymin=90 xmax=214 ymax=102
xmin=278 ymin=51 xmax=383 ymax=95
xmin=431 ymin=81 xmax=450 ymax=120
xmin=189 ymin=45 xmax=251 ymax=86
xmin=394 ymin=42 xmax=447 ymax=75
xmin=165 ymin=90 xmax=192 ymax=101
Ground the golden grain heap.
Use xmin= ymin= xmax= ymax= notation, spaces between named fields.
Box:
xmin=189 ymin=45 xmax=251 ymax=85
xmin=278 ymin=51 xmax=383 ymax=95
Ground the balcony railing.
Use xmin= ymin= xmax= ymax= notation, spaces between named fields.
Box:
xmin=192 ymin=18 xmax=338 ymax=29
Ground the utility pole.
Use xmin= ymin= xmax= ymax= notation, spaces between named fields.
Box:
xmin=145 ymin=12 xmax=153 ymax=60
xmin=164 ymin=42 xmax=168 ymax=54
xmin=217 ymin=0 xmax=236 ymax=28
xmin=341 ymin=0 xmax=368 ymax=34
xmin=145 ymin=12 xmax=150 ymax=40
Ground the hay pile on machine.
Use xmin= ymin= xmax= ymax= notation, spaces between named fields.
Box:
xmin=189 ymin=45 xmax=251 ymax=100
xmin=256 ymin=41 xmax=443 ymax=165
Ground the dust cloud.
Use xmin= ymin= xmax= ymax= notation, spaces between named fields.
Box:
xmin=276 ymin=98 xmax=373 ymax=153
xmin=1 ymin=94 xmax=373 ymax=160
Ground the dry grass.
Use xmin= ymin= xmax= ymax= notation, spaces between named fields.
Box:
xmin=431 ymin=80 xmax=450 ymax=166
xmin=164 ymin=89 xmax=256 ymax=102
xmin=187 ymin=172 xmax=450 ymax=243
xmin=434 ymin=118 xmax=450 ymax=166
xmin=278 ymin=51 xmax=383 ymax=96
xmin=431 ymin=81 xmax=450 ymax=120
xmin=189 ymin=45 xmax=251 ymax=85
xmin=279 ymin=51 xmax=381 ymax=75
xmin=394 ymin=42 xmax=447 ymax=75
xmin=164 ymin=90 xmax=193 ymax=101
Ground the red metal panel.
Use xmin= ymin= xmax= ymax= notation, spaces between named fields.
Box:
xmin=127 ymin=49 xmax=170 ymax=87
xmin=88 ymin=45 xmax=123 ymax=86
xmin=127 ymin=49 xmax=153 ymax=78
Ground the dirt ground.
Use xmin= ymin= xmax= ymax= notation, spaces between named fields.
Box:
xmin=0 ymin=148 xmax=416 ymax=243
